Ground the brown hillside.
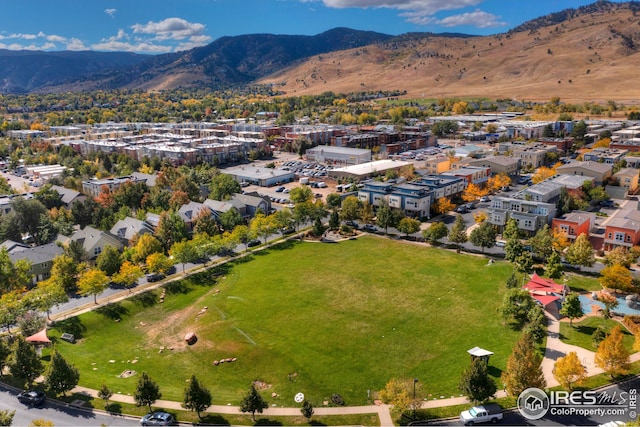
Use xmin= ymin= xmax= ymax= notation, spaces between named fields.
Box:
xmin=259 ymin=4 xmax=640 ymax=103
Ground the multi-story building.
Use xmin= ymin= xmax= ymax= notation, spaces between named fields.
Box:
xmin=466 ymin=155 xmax=521 ymax=177
xmin=357 ymin=180 xmax=432 ymax=218
xmin=603 ymin=208 xmax=640 ymax=251
xmin=487 ymin=196 xmax=556 ymax=235
xmin=551 ymin=211 xmax=596 ymax=243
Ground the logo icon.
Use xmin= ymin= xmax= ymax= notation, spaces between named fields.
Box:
xmin=294 ymin=392 xmax=305 ymax=403
xmin=517 ymin=387 xmax=550 ymax=420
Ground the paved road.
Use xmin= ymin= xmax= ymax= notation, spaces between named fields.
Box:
xmin=0 ymin=384 xmax=137 ymax=427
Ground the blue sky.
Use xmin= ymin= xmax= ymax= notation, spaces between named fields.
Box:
xmin=0 ymin=0 xmax=627 ymax=54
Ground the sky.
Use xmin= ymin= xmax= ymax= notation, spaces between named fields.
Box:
xmin=0 ymin=0 xmax=629 ymax=54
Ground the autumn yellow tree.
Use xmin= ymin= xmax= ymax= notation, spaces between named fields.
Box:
xmin=552 ymin=352 xmax=586 ymax=390
xmin=77 ymin=268 xmax=109 ymax=304
xmin=594 ymin=326 xmax=630 ymax=378
xmin=487 ymin=173 xmax=512 ymax=192
xmin=473 ymin=211 xmax=488 ymax=223
xmin=532 ymin=166 xmax=556 ymax=184
xmin=552 ymin=228 xmax=571 ymax=252
xmin=462 ymin=183 xmax=488 ymax=202
xmin=433 ymin=197 xmax=454 ymax=215
xmin=113 ymin=261 xmax=144 ymax=291
xmin=378 ymin=378 xmax=422 ymax=416
xmin=600 ymin=264 xmax=634 ymax=293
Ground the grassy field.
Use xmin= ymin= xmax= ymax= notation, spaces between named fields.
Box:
xmin=559 ymin=316 xmax=635 ymax=351
xmin=50 ymin=236 xmax=520 ymax=407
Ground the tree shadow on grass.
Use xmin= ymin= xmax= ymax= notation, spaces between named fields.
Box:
xmin=95 ymin=302 xmax=128 ymax=321
xmin=197 ymin=414 xmax=231 ymax=425
xmin=254 ymin=418 xmax=283 ymax=426
xmin=51 ymin=317 xmax=86 ymax=340
xmin=574 ymin=324 xmax=597 ymax=336
xmin=105 ymin=402 xmax=122 ymax=414
xmin=487 ymin=365 xmax=503 ymax=379
xmin=164 ymin=280 xmax=193 ymax=295
xmin=309 ymin=421 xmax=327 ymax=426
xmin=131 ymin=291 xmax=158 ymax=308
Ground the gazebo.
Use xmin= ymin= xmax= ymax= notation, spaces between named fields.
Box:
xmin=523 ymin=273 xmax=567 ymax=309
xmin=467 ymin=346 xmax=493 ymax=363
xmin=25 ymin=328 xmax=51 ymax=346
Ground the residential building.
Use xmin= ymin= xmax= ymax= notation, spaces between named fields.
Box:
xmin=518 ymin=180 xmax=563 ymax=203
xmin=603 ymin=208 xmax=640 ymax=251
xmin=357 ymin=180 xmax=432 ymax=218
xmin=5 ymin=241 xmax=64 ymax=285
xmin=442 ymin=166 xmax=491 ymax=186
xmin=230 ymin=192 xmax=271 ymax=218
xmin=512 ymin=145 xmax=556 ymax=168
xmin=50 ymin=185 xmax=86 ymax=209
xmin=58 ymin=226 xmax=123 ymax=260
xmin=582 ymin=148 xmax=628 ymax=164
xmin=82 ymin=175 xmax=148 ymax=197
xmin=177 ymin=201 xmax=214 ymax=231
xmin=555 ymin=161 xmax=613 ymax=186
xmin=466 ymin=155 xmax=521 ymax=177
xmin=110 ymin=217 xmax=154 ymax=245
xmin=612 ymin=168 xmax=639 ymax=192
xmin=414 ymin=174 xmax=467 ymax=201
xmin=423 ymin=155 xmax=451 ymax=175
xmin=487 ymin=196 xmax=556 ymax=234
xmin=551 ymin=211 xmax=596 ymax=243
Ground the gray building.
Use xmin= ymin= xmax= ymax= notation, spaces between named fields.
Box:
xmin=306 ymin=146 xmax=371 ymax=166
xmin=223 ymin=166 xmax=294 ymax=187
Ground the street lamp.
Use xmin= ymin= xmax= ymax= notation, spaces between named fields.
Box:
xmin=413 ymin=378 xmax=419 ymax=420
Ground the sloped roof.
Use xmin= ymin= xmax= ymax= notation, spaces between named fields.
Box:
xmin=25 ymin=328 xmax=51 ymax=343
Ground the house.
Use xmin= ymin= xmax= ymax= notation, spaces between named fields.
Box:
xmin=603 ymin=208 xmax=640 ymax=251
xmin=58 ymin=226 xmax=123 ymax=260
xmin=555 ymin=161 xmax=613 ymax=186
xmin=423 ymin=155 xmax=451 ymax=175
xmin=582 ymin=148 xmax=628 ymax=164
xmin=82 ymin=175 xmax=148 ymax=197
xmin=612 ymin=168 xmax=639 ymax=192
xmin=177 ymin=201 xmax=214 ymax=231
xmin=110 ymin=217 xmax=153 ymax=245
xmin=466 ymin=155 xmax=521 ymax=177
xmin=512 ymin=145 xmax=555 ymax=168
xmin=414 ymin=174 xmax=467 ymax=201
xmin=551 ymin=211 xmax=596 ymax=243
xmin=487 ymin=197 xmax=556 ymax=235
xmin=203 ymin=199 xmax=243 ymax=220
xmin=50 ymin=185 xmax=87 ymax=209
xmin=230 ymin=192 xmax=271 ymax=218
xmin=442 ymin=166 xmax=491 ymax=186
xmin=6 ymin=241 xmax=64 ymax=285
xmin=519 ymin=180 xmax=563 ymax=203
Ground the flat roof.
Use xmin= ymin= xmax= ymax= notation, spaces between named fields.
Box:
xmin=307 ymin=145 xmax=370 ymax=155
xmin=224 ymin=166 xmax=294 ymax=180
xmin=331 ymin=159 xmax=411 ymax=176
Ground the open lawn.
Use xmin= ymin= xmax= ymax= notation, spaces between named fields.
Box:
xmin=559 ymin=317 xmax=635 ymax=351
xmin=50 ymin=236 xmax=519 ymax=407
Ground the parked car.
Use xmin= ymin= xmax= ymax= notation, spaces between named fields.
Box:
xmin=455 ymin=205 xmax=468 ymax=213
xmin=275 ymin=186 xmax=285 ymax=193
xmin=460 ymin=404 xmax=503 ymax=425
xmin=600 ymin=200 xmax=615 ymax=208
xmin=479 ymin=196 xmax=490 ymax=203
xmin=140 ymin=411 xmax=176 ymax=426
xmin=364 ymin=224 xmax=377 ymax=232
xmin=17 ymin=390 xmax=46 ymax=406
xmin=145 ymin=272 xmax=165 ymax=283
xmin=247 ymin=239 xmax=261 ymax=247
xmin=281 ymin=227 xmax=295 ymax=235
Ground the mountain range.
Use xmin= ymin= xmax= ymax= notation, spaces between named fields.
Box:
xmin=5 ymin=1 xmax=640 ymax=102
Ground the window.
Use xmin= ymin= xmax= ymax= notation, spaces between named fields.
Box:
xmin=560 ymin=225 xmax=569 ymax=234
xmin=524 ymin=220 xmax=533 ymax=228
xmin=94 ymin=247 xmax=102 ymax=256
xmin=614 ymin=232 xmax=625 ymax=242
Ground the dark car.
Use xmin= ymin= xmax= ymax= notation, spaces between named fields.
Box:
xmin=275 ymin=186 xmax=285 ymax=193
xmin=600 ymin=200 xmax=615 ymax=208
xmin=455 ymin=205 xmax=468 ymax=213
xmin=17 ymin=390 xmax=46 ymax=406
xmin=140 ymin=411 xmax=175 ymax=426
xmin=247 ymin=239 xmax=261 ymax=247
xmin=145 ymin=272 xmax=164 ymax=283
xmin=281 ymin=227 xmax=295 ymax=235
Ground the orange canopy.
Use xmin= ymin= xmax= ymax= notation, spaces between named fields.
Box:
xmin=25 ymin=328 xmax=51 ymax=344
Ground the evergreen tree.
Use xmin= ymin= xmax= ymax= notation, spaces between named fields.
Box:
xmin=329 ymin=211 xmax=340 ymax=231
xmin=8 ymin=336 xmax=43 ymax=388
xmin=503 ymin=218 xmax=521 ymax=241
xmin=546 ymin=250 xmax=564 ymax=279
xmin=506 ymin=272 xmax=518 ymax=289
xmin=183 ymin=375 xmax=212 ymax=420
xmin=0 ymin=409 xmax=15 ymax=426
xmin=560 ymin=293 xmax=584 ymax=326
xmin=376 ymin=202 xmax=397 ymax=234
xmin=501 ymin=332 xmax=546 ymax=396
xmin=98 ymin=383 xmax=113 ymax=406
xmin=45 ymin=350 xmax=79 ymax=396
xmin=524 ymin=305 xmax=546 ymax=343
xmin=499 ymin=289 xmax=535 ymax=326
xmin=504 ymin=238 xmax=524 ymax=263
xmin=134 ymin=372 xmax=161 ymax=413
xmin=240 ymin=384 xmax=268 ymax=421
xmin=448 ymin=214 xmax=468 ymax=253
xmin=528 ymin=225 xmax=554 ymax=261
xmin=458 ymin=358 xmax=497 ymax=403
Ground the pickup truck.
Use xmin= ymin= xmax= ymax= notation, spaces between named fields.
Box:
xmin=460 ymin=404 xmax=503 ymax=425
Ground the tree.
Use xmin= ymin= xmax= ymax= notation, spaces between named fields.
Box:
xmin=156 ymin=212 xmax=189 ymax=251
xmin=133 ymin=234 xmax=163 ymax=264
xmin=112 ymin=261 xmax=144 ymax=291
xmin=432 ymin=197 xmax=454 ymax=215
xmin=506 ymin=272 xmax=518 ymax=289
xmin=546 ymin=250 xmax=564 ymax=279
xmin=462 ymin=183 xmax=488 ymax=202
xmin=553 ymin=352 xmax=586 ymax=390
xmin=504 ymin=238 xmax=524 ymax=263
xmin=397 ymin=217 xmax=421 ymax=237
xmin=289 ymin=186 xmax=313 ymax=204
xmin=501 ymin=332 xmax=546 ymax=396
xmin=594 ymin=326 xmax=630 ymax=378
xmin=0 ymin=339 xmax=10 ymax=377
xmin=8 ymin=336 xmax=43 ymax=388
xmin=98 ymin=383 xmax=113 ymax=406
xmin=209 ymin=173 xmax=241 ymax=201
xmin=240 ymin=384 xmax=268 ymax=421
xmin=422 ymin=222 xmax=448 ymax=244
xmin=77 ymin=268 xmax=109 ymax=304
xmin=503 ymin=218 xmax=521 ymax=241
xmin=500 ymin=288 xmax=535 ymax=326
xmin=193 ymin=209 xmax=220 ymax=236
xmin=301 ymin=399 xmax=314 ymax=421
xmin=469 ymin=221 xmax=496 ymax=253
xmin=532 ymin=166 xmax=555 ymax=184
xmin=448 ymin=214 xmax=468 ymax=253
xmin=597 ymin=291 xmax=619 ymax=325
xmin=560 ymin=293 xmax=584 ymax=326
xmin=528 ymin=225 xmax=554 ymax=261
xmin=605 ymin=246 xmax=636 ymax=268
xmin=169 ymin=240 xmax=199 ymax=273
xmin=95 ymin=245 xmax=123 ymax=277
xmin=0 ymin=409 xmax=15 ymax=426
xmin=219 ymin=208 xmax=244 ymax=232
xmin=325 ymin=193 xmax=342 ymax=211
xmin=565 ymin=233 xmax=595 ymax=269
xmin=182 ymin=375 xmax=212 ymax=420
xmin=146 ymin=252 xmax=173 ymax=275
xmin=514 ymin=251 xmax=534 ymax=274
xmin=458 ymin=357 xmax=497 ymax=404
xmin=376 ymin=202 xmax=399 ymax=234
xmin=134 ymin=372 xmax=161 ymax=413
xmin=45 ymin=350 xmax=79 ymax=396
xmin=0 ymin=248 xmax=32 ymax=294
xmin=340 ymin=196 xmax=362 ymax=222
xmin=27 ymin=279 xmax=68 ymax=321
xmin=0 ymin=292 xmax=23 ymax=335
xmin=250 ymin=213 xmax=276 ymax=244
xmin=600 ymin=264 xmax=633 ymax=293
xmin=525 ymin=304 xmax=546 ymax=343
xmin=49 ymin=254 xmax=79 ymax=294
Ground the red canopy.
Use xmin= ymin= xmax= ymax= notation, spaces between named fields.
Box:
xmin=532 ymin=294 xmax=560 ymax=306
xmin=25 ymin=328 xmax=51 ymax=344
xmin=524 ymin=273 xmax=565 ymax=294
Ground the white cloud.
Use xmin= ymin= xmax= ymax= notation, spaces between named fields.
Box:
xmin=66 ymin=38 xmax=87 ymax=50
xmin=9 ymin=33 xmax=39 ymax=40
xmin=91 ymin=40 xmax=173 ymax=53
xmin=105 ymin=8 xmax=117 ymax=18
xmin=131 ymin=17 xmax=206 ymax=41
xmin=46 ymin=35 xmax=67 ymax=43
xmin=425 ymin=9 xmax=505 ymax=28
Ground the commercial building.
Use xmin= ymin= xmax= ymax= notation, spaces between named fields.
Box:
xmin=223 ymin=166 xmax=294 ymax=187
xmin=305 ymin=146 xmax=371 ymax=166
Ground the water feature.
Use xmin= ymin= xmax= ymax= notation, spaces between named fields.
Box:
xmin=579 ymin=294 xmax=640 ymax=316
